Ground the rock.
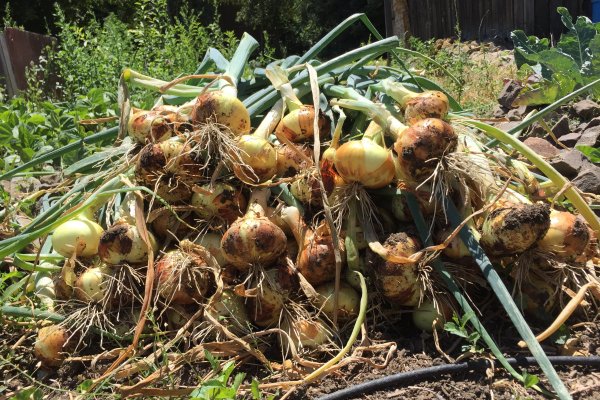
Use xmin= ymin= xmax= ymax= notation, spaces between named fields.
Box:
xmin=523 ymin=137 xmax=560 ymax=158
xmin=528 ymin=122 xmax=546 ymax=137
xmin=572 ymin=167 xmax=600 ymax=194
xmin=557 ymin=132 xmax=582 ymax=147
xmin=572 ymin=99 xmax=600 ymax=119
xmin=551 ymin=115 xmax=571 ymax=138
xmin=576 ymin=116 xmax=600 ymax=132
xmin=506 ymin=106 xmax=528 ymax=121
xmin=576 ymin=125 xmax=600 ymax=147
xmin=497 ymin=80 xmax=523 ymax=108
xmin=492 ymin=104 xmax=510 ymax=118
xmin=495 ymin=121 xmax=521 ymax=132
xmin=549 ymin=149 xmax=588 ymax=178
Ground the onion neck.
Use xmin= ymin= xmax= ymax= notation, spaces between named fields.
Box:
xmin=221 ymin=33 xmax=259 ymax=91
xmin=122 ymin=68 xmax=203 ymax=97
xmin=266 ymin=65 xmax=303 ymax=112
xmin=371 ymin=78 xmax=417 ymax=107
xmin=253 ymin=99 xmax=285 ymax=140
xmin=280 ymin=206 xmax=313 ymax=247
xmin=246 ymin=189 xmax=270 ymax=218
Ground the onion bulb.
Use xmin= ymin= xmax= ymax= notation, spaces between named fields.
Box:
xmin=403 ymin=91 xmax=449 ymax=125
xmin=52 ymin=214 xmax=104 ymax=258
xmin=34 ymin=325 xmax=73 ymax=367
xmin=98 ymin=221 xmax=158 ymax=265
xmin=74 ymin=265 xmax=113 ymax=303
xmin=334 ymin=138 xmax=395 ymax=189
xmin=151 ymin=209 xmax=194 ymax=240
xmin=128 ymin=110 xmax=174 ymax=143
xmin=276 ymin=144 xmax=312 ymax=177
xmin=393 ymin=118 xmax=457 ymax=181
xmin=275 ymin=105 xmax=329 ymax=143
xmin=375 ymin=232 xmax=422 ymax=306
xmin=313 ymin=281 xmax=359 ymax=320
xmin=246 ymin=268 xmax=285 ymax=327
xmin=281 ymin=206 xmax=344 ymax=285
xmin=480 ymin=202 xmax=550 ymax=256
xmin=281 ymin=318 xmax=331 ymax=350
xmin=232 ymin=134 xmax=278 ymax=184
xmin=208 ymin=289 xmax=250 ymax=335
xmin=412 ymin=300 xmax=451 ymax=332
xmin=537 ymin=210 xmax=590 ymax=261
xmin=194 ymin=232 xmax=227 ymax=266
xmin=221 ymin=199 xmax=287 ymax=270
xmin=290 ymin=173 xmax=325 ymax=208
xmin=191 ymin=183 xmax=246 ymax=224
xmin=191 ymin=91 xmax=250 ymax=136
xmin=514 ymin=273 xmax=557 ymax=316
xmin=436 ymin=227 xmax=469 ymax=259
xmin=155 ymin=246 xmax=213 ymax=304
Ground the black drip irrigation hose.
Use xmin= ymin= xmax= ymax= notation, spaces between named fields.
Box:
xmin=318 ymin=356 xmax=600 ymax=400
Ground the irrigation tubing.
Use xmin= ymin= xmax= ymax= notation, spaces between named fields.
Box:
xmin=318 ymin=356 xmax=600 ymax=400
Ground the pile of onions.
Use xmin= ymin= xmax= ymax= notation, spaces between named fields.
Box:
xmin=480 ymin=202 xmax=551 ymax=256
xmin=52 ymin=212 xmax=104 ymax=258
xmin=375 ymin=232 xmax=422 ymax=306
xmin=98 ymin=221 xmax=158 ymax=265
xmin=220 ymin=192 xmax=287 ymax=271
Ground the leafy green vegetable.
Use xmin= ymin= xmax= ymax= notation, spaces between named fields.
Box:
xmin=511 ymin=7 xmax=600 ymax=105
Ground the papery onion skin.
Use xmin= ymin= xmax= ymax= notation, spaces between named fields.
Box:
xmin=98 ymin=222 xmax=158 ymax=265
xmin=375 ymin=232 xmax=422 ymax=306
xmin=313 ymin=281 xmax=359 ymax=320
xmin=191 ymin=184 xmax=247 ymax=224
xmin=233 ymin=135 xmax=278 ymax=184
xmin=537 ymin=210 xmax=590 ymax=261
xmin=247 ymin=281 xmax=284 ymax=328
xmin=34 ymin=325 xmax=73 ymax=367
xmin=404 ymin=91 xmax=449 ymax=125
xmin=128 ymin=110 xmax=173 ymax=143
xmin=155 ymin=249 xmax=212 ymax=305
xmin=52 ymin=217 xmax=104 ymax=258
xmin=334 ymin=139 xmax=395 ymax=189
xmin=221 ymin=204 xmax=287 ymax=270
xmin=480 ymin=202 xmax=550 ymax=256
xmin=276 ymin=144 xmax=312 ymax=177
xmin=394 ymin=118 xmax=457 ymax=181
xmin=191 ymin=91 xmax=250 ymax=136
xmin=275 ymin=105 xmax=330 ymax=143
xmin=298 ymin=225 xmax=344 ymax=286
xmin=282 ymin=318 xmax=330 ymax=350
xmin=436 ymin=227 xmax=470 ymax=259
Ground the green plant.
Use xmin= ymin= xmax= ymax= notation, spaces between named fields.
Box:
xmin=443 ymin=312 xmax=485 ymax=354
xmin=189 ymin=351 xmax=246 ymax=400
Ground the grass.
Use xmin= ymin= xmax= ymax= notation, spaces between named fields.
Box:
xmin=403 ymin=37 xmax=518 ymax=116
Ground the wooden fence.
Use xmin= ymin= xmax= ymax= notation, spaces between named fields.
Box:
xmin=396 ymin=0 xmax=591 ymax=41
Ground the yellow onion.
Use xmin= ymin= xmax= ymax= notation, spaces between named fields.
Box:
xmin=403 ymin=91 xmax=449 ymax=125
xmin=127 ymin=110 xmax=174 ymax=143
xmin=98 ymin=221 xmax=158 ymax=265
xmin=280 ymin=318 xmax=331 ymax=351
xmin=151 ymin=209 xmax=194 ymax=240
xmin=290 ymin=172 xmax=325 ymax=208
xmin=135 ymin=138 xmax=196 ymax=203
xmin=480 ymin=202 xmax=550 ymax=256
xmin=191 ymin=183 xmax=246 ymax=224
xmin=514 ymin=273 xmax=557 ymax=317
xmin=221 ymin=200 xmax=287 ymax=271
xmin=313 ymin=281 xmax=359 ymax=320
xmin=73 ymin=264 xmax=116 ymax=304
xmin=191 ymin=91 xmax=250 ymax=136
xmin=393 ymin=118 xmax=457 ymax=181
xmin=52 ymin=214 xmax=104 ymax=258
xmin=34 ymin=325 xmax=74 ymax=367
xmin=194 ymin=232 xmax=226 ymax=266
xmin=334 ymin=138 xmax=395 ymax=189
xmin=281 ymin=206 xmax=344 ymax=285
xmin=537 ymin=210 xmax=590 ymax=262
xmin=275 ymin=105 xmax=330 ymax=143
xmin=275 ymin=144 xmax=312 ymax=177
xmin=391 ymin=186 xmax=437 ymax=221
xmin=246 ymin=268 xmax=286 ymax=327
xmin=412 ymin=299 xmax=452 ymax=332
xmin=375 ymin=232 xmax=422 ymax=306
xmin=155 ymin=246 xmax=213 ymax=305
xmin=207 ymin=289 xmax=250 ymax=335
xmin=232 ymin=134 xmax=278 ymax=184
xmin=436 ymin=227 xmax=469 ymax=259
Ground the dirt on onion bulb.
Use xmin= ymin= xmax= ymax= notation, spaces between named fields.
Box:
xmin=221 ymin=196 xmax=287 ymax=271
xmin=275 ymin=144 xmax=312 ymax=177
xmin=537 ymin=210 xmax=590 ymax=262
xmin=34 ymin=325 xmax=74 ymax=367
xmin=127 ymin=110 xmax=174 ymax=143
xmin=480 ymin=202 xmax=551 ymax=256
xmin=375 ymin=232 xmax=422 ymax=306
xmin=191 ymin=91 xmax=251 ymax=136
xmin=98 ymin=221 xmax=158 ymax=265
xmin=191 ymin=183 xmax=247 ymax=224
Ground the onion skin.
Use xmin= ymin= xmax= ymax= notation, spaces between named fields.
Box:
xmin=515 ymin=274 xmax=557 ymax=317
xmin=194 ymin=233 xmax=227 ymax=266
xmin=436 ymin=227 xmax=469 ymax=259
xmin=128 ymin=110 xmax=173 ymax=143
xmin=290 ymin=173 xmax=325 ymax=208
xmin=151 ymin=210 xmax=194 ymax=240
xmin=276 ymin=144 xmax=312 ymax=177
xmin=155 ymin=249 xmax=212 ymax=305
xmin=313 ymin=281 xmax=359 ymax=320
xmin=298 ymin=224 xmax=343 ymax=286
xmin=34 ymin=325 xmax=73 ymax=367
xmin=233 ymin=135 xmax=278 ymax=184
xmin=334 ymin=139 xmax=396 ymax=189
xmin=281 ymin=318 xmax=330 ymax=350
xmin=537 ymin=210 xmax=590 ymax=261
xmin=98 ymin=222 xmax=158 ymax=265
xmin=221 ymin=203 xmax=288 ymax=270
xmin=74 ymin=265 xmax=114 ymax=303
xmin=275 ymin=105 xmax=330 ymax=143
xmin=480 ymin=202 xmax=550 ymax=256
xmin=412 ymin=300 xmax=452 ymax=332
xmin=404 ymin=91 xmax=449 ymax=125
xmin=209 ymin=289 xmax=250 ymax=334
xmin=52 ymin=217 xmax=104 ymax=258
xmin=394 ymin=118 xmax=457 ymax=181
xmin=191 ymin=184 xmax=247 ymax=224
xmin=247 ymin=270 xmax=285 ymax=328
xmin=191 ymin=91 xmax=250 ymax=136
xmin=375 ymin=232 xmax=422 ymax=306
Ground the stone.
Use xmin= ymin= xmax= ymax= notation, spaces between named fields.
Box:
xmin=523 ymin=137 xmax=560 ymax=158
xmin=497 ymin=80 xmax=523 ymax=108
xmin=557 ymin=132 xmax=582 ymax=147
xmin=576 ymin=116 xmax=600 ymax=132
xmin=506 ymin=106 xmax=528 ymax=121
xmin=492 ymin=104 xmax=510 ymax=118
xmin=495 ymin=121 xmax=521 ymax=132
xmin=572 ymin=99 xmax=600 ymax=120
xmin=549 ymin=149 xmax=588 ymax=178
xmin=576 ymin=125 xmax=600 ymax=147
xmin=528 ymin=122 xmax=546 ymax=137
xmin=551 ymin=115 xmax=570 ymax=138
xmin=572 ymin=167 xmax=600 ymax=194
